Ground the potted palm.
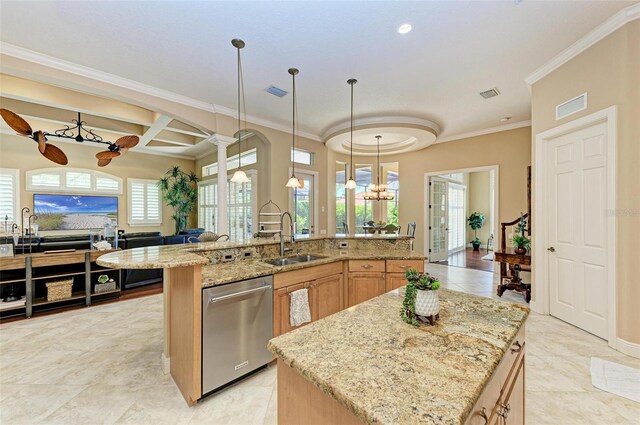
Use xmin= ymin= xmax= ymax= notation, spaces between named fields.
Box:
xmin=512 ymin=213 xmax=530 ymax=255
xmin=401 ymin=269 xmax=441 ymax=326
xmin=158 ymin=166 xmax=199 ymax=235
xmin=467 ymin=211 xmax=486 ymax=251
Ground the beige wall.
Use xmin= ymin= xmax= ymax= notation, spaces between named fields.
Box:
xmin=467 ymin=171 xmax=492 ymax=245
xmin=531 ymin=20 xmax=640 ymax=344
xmin=0 ymin=135 xmax=196 ymax=235
xmin=328 ymin=126 xmax=532 ymax=254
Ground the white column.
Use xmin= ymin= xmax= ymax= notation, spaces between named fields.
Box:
xmin=208 ymin=135 xmax=234 ymax=235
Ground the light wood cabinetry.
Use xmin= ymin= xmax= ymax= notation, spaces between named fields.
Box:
xmin=273 ymin=263 xmax=344 ymax=337
xmin=347 ymin=272 xmax=386 ymax=306
xmin=385 ymin=259 xmax=424 ymax=292
xmin=465 ymin=325 xmax=526 ymax=425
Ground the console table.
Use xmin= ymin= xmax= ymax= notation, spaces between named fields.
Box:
xmin=495 ymin=249 xmax=531 ymax=302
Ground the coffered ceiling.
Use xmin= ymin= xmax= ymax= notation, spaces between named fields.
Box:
xmin=0 ymin=1 xmax=634 ymax=144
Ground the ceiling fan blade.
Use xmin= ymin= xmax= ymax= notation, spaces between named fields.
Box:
xmin=115 ymin=135 xmax=139 ymax=149
xmin=97 ymin=158 xmax=112 ymax=167
xmin=95 ymin=150 xmax=121 ymax=160
xmin=0 ymin=108 xmax=33 ymax=136
xmin=41 ymin=143 xmax=68 ymax=165
xmin=37 ymin=132 xmax=47 ymax=154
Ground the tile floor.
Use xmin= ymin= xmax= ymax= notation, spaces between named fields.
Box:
xmin=0 ymin=264 xmax=638 ymax=424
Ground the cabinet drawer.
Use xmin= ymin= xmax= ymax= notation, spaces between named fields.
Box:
xmin=386 ymin=259 xmax=424 ymax=274
xmin=348 ymin=260 xmax=385 ymax=272
xmin=274 ymin=262 xmax=343 ymax=289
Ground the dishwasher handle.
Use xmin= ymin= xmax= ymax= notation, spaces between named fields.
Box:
xmin=208 ymin=284 xmax=271 ymax=304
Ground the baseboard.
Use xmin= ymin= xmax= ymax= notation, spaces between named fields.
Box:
xmin=161 ymin=352 xmax=171 ymax=374
xmin=615 ymin=337 xmax=640 ymax=359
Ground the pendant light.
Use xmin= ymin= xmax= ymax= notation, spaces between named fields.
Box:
xmin=363 ymin=135 xmax=394 ymax=201
xmin=230 ymin=38 xmax=250 ymax=184
xmin=286 ymin=68 xmax=300 ymax=188
xmin=345 ymin=78 xmax=357 ymax=190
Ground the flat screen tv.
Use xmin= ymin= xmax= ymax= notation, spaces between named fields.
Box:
xmin=34 ymin=194 xmax=118 ymax=231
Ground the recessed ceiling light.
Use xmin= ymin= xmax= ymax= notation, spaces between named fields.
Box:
xmin=398 ymin=24 xmax=412 ymax=34
xmin=501 ymin=117 xmax=512 ymax=122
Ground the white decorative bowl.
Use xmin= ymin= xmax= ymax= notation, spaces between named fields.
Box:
xmin=415 ymin=289 xmax=440 ymax=317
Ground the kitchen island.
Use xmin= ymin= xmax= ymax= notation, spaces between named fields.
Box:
xmin=97 ymin=234 xmax=423 ymax=406
xmin=268 ymin=289 xmax=529 ymax=425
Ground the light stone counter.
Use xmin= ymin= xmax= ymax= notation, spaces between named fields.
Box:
xmin=268 ymin=289 xmax=529 ymax=425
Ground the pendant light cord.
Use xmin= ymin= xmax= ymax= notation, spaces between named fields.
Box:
xmin=349 ymin=82 xmax=354 ymax=181
xmin=292 ymin=71 xmax=296 ymax=178
xmin=376 ymin=135 xmax=381 ymax=187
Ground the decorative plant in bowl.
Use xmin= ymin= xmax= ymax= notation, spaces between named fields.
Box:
xmin=512 ymin=213 xmax=530 ymax=255
xmin=467 ymin=211 xmax=486 ymax=251
xmin=401 ymin=269 xmax=441 ymax=326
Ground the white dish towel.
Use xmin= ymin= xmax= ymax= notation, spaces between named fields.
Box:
xmin=289 ymin=288 xmax=311 ymax=327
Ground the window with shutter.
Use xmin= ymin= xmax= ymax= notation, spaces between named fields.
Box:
xmin=0 ymin=168 xmax=20 ymax=225
xmin=198 ymin=181 xmax=217 ymax=232
xmin=26 ymin=168 xmax=122 ymax=194
xmin=128 ymin=179 xmax=162 ymax=226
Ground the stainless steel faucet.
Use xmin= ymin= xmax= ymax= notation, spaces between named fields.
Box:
xmin=280 ymin=212 xmax=294 ymax=256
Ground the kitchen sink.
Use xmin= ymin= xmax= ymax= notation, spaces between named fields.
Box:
xmin=263 ymin=254 xmax=327 ymax=267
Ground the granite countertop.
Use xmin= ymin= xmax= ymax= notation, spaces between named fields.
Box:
xmin=96 ymin=245 xmax=208 ymax=269
xmin=268 ymin=290 xmax=529 ymax=425
xmin=201 ymin=249 xmax=425 ymax=287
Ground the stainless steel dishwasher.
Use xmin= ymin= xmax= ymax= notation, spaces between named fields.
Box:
xmin=201 ymin=275 xmax=273 ymax=396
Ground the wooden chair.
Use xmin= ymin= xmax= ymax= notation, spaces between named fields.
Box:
xmin=406 ymin=222 xmax=417 ymax=237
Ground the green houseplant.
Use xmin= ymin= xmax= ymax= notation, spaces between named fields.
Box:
xmin=467 ymin=211 xmax=486 ymax=251
xmin=158 ymin=166 xmax=199 ymax=235
xmin=401 ymin=269 xmax=441 ymax=326
xmin=512 ymin=213 xmax=530 ymax=255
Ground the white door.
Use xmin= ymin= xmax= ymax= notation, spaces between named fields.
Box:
xmin=429 ymin=177 xmax=449 ymax=262
xmin=290 ymin=171 xmax=315 ymax=237
xmin=547 ymin=122 xmax=608 ymax=339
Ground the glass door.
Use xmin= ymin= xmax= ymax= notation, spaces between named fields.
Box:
xmin=291 ymin=171 xmax=315 ymax=237
xmin=429 ymin=177 xmax=449 ymax=262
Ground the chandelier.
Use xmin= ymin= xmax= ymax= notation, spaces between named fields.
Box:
xmin=363 ymin=135 xmax=394 ymax=201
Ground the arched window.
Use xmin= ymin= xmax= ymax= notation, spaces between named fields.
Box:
xmin=26 ymin=168 xmax=122 ymax=195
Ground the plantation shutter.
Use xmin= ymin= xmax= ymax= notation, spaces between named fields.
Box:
xmin=0 ymin=169 xmax=19 ymax=224
xmin=198 ymin=181 xmax=217 ymax=232
xmin=128 ymin=179 xmax=162 ymax=226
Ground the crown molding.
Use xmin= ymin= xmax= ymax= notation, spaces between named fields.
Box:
xmin=321 ymin=115 xmax=441 ymax=142
xmin=525 ymin=3 xmax=640 ymax=86
xmin=435 ymin=120 xmax=531 ymax=144
xmin=0 ymin=42 xmax=322 ymax=142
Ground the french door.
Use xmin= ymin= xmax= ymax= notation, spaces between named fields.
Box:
xmin=547 ymin=121 xmax=608 ymax=339
xmin=290 ymin=171 xmax=315 ymax=237
xmin=429 ymin=177 xmax=448 ymax=262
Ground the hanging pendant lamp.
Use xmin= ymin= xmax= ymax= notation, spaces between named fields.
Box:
xmin=230 ymin=38 xmax=250 ymax=184
xmin=363 ymin=135 xmax=394 ymax=201
xmin=286 ymin=68 xmax=300 ymax=188
xmin=345 ymin=78 xmax=357 ymax=190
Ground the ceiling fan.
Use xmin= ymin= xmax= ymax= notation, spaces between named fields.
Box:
xmin=0 ymin=109 xmax=139 ymax=167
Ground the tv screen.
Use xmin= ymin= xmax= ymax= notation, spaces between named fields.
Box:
xmin=34 ymin=194 xmax=118 ymax=231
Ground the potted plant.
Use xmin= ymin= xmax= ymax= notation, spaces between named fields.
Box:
xmin=467 ymin=211 xmax=486 ymax=251
xmin=512 ymin=213 xmax=530 ymax=255
xmin=401 ymin=269 xmax=441 ymax=326
xmin=158 ymin=166 xmax=199 ymax=235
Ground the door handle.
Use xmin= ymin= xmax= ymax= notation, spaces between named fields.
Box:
xmin=547 ymin=247 xmax=556 ymax=252
xmin=208 ymin=285 xmax=270 ymax=303
xmin=361 ymin=264 xmax=373 ymax=269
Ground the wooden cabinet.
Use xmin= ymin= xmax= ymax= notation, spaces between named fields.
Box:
xmin=347 ymin=272 xmax=386 ymax=307
xmin=273 ymin=263 xmax=345 ymax=337
xmin=385 ymin=259 xmax=424 ymax=292
xmin=312 ymin=273 xmax=343 ymax=321
xmin=465 ymin=325 xmax=526 ymax=425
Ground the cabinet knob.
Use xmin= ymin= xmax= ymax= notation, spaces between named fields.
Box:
xmin=510 ymin=341 xmax=522 ymax=354
xmin=362 ymin=264 xmax=372 ymax=269
xmin=478 ymin=407 xmax=488 ymax=425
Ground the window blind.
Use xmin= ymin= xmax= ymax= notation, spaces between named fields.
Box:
xmin=128 ymin=179 xmax=162 ymax=226
xmin=0 ymin=169 xmax=18 ymax=223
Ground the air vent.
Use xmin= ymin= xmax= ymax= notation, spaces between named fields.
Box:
xmin=556 ymin=93 xmax=587 ymax=120
xmin=265 ymin=85 xmax=288 ymax=97
xmin=479 ymin=87 xmax=501 ymax=99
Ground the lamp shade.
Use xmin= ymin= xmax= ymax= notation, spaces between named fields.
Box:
xmin=345 ymin=179 xmax=357 ymax=190
xmin=285 ymin=176 xmax=299 ymax=188
xmin=231 ymin=170 xmax=250 ymax=183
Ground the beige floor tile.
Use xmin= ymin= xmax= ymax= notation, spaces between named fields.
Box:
xmin=0 ymin=384 xmax=87 ymax=425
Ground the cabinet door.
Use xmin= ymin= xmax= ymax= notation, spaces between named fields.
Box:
xmin=348 ymin=272 xmax=386 ymax=307
xmin=499 ymin=355 xmax=525 ymax=425
xmin=385 ymin=273 xmax=408 ymax=292
xmin=312 ymin=273 xmax=343 ymax=321
xmin=274 ymin=283 xmax=311 ymax=337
